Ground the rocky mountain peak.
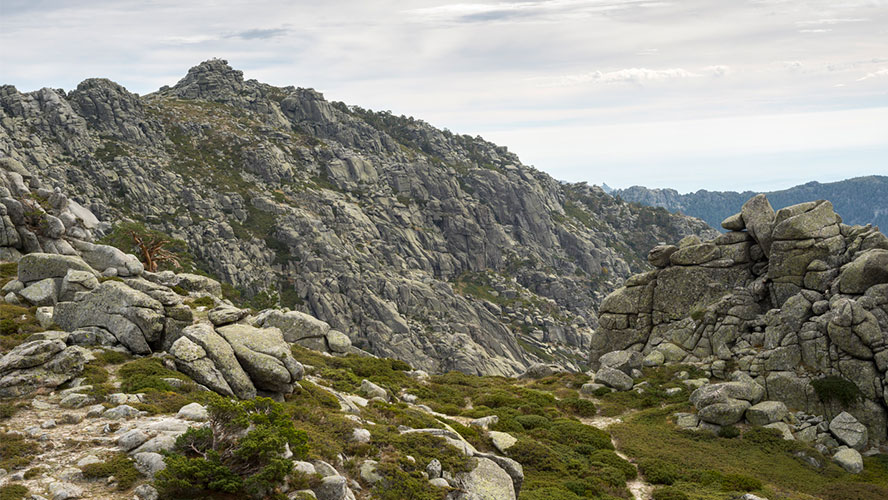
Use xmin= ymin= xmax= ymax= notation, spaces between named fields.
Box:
xmin=168 ymin=58 xmax=245 ymax=101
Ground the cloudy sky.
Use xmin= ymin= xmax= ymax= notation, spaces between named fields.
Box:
xmin=1 ymin=0 xmax=886 ymax=192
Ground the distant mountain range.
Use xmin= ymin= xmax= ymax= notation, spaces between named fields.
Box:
xmin=610 ymin=176 xmax=888 ymax=231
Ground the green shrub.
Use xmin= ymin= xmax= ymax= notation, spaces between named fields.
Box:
xmin=155 ymin=394 xmax=308 ymax=499
xmin=507 ymin=439 xmax=562 ymax=471
xmin=81 ymin=453 xmax=140 ymax=490
xmin=0 ymin=432 xmax=38 ymax=469
xmin=588 ymin=449 xmax=637 ymax=480
xmin=0 ymin=485 xmax=29 ymax=500
xmin=520 ymin=486 xmax=584 ymax=500
xmin=515 ymin=414 xmax=551 ymax=430
xmin=371 ymin=461 xmax=444 ymax=500
xmin=812 ymin=376 xmax=862 ymax=406
xmin=820 ymin=482 xmax=888 ymax=500
xmin=23 ymin=466 xmax=45 ymax=479
xmin=94 ymin=349 xmax=130 ymax=365
xmin=0 ymin=402 xmax=20 ymax=419
xmin=639 ymin=458 xmax=680 ymax=485
xmin=118 ymin=357 xmax=188 ymax=393
xmin=189 ymin=296 xmax=215 ymax=308
xmin=721 ymin=473 xmax=762 ymax=492
xmin=549 ymin=420 xmax=613 ymax=451
xmin=557 ymin=397 xmax=597 ymax=417
xmin=652 ymin=486 xmax=689 ymax=500
xmin=718 ymin=425 xmax=740 ymax=438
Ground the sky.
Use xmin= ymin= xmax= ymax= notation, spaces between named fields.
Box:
xmin=1 ymin=0 xmax=887 ymax=192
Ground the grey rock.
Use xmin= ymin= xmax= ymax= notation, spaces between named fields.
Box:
xmin=746 ymin=401 xmax=789 ymax=426
xmin=179 ymin=323 xmax=255 ymax=399
xmin=177 ymin=402 xmax=209 ymax=421
xmin=117 ymin=429 xmax=150 ymax=451
xmin=48 ymin=481 xmax=83 ymax=500
xmin=450 ymin=457 xmax=515 ymax=500
xmin=427 ymin=458 xmax=442 ymax=479
xmin=17 ymin=253 xmax=96 ymax=284
xmin=217 ymin=324 xmax=304 ymax=393
xmin=598 ymin=350 xmax=642 ymax=375
xmin=207 ymin=305 xmax=248 ymax=326
xmin=697 ymin=399 xmax=750 ymax=426
xmin=104 ymin=404 xmax=141 ymax=420
xmin=19 ymin=277 xmax=57 ymax=306
xmin=594 ymin=366 xmax=634 ymax=391
xmin=53 ymin=281 xmax=164 ymax=354
xmin=360 ymin=379 xmax=388 ymax=401
xmin=133 ymin=451 xmax=167 ymax=478
xmin=169 ymin=336 xmax=235 ymax=396
xmin=829 ymin=412 xmax=868 ymax=450
xmin=314 ymin=475 xmax=356 ymax=500
xmin=489 ymin=430 xmax=517 ymax=453
xmin=833 ymin=447 xmax=864 ymax=473
xmin=134 ymin=484 xmax=160 ymax=500
xmin=359 ymin=459 xmax=382 ymax=483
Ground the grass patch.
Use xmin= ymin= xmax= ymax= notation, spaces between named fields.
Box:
xmin=81 ymin=453 xmax=141 ymax=490
xmin=0 ymin=304 xmax=42 ymax=353
xmin=0 ymin=485 xmax=29 ymax=500
xmin=610 ymin=405 xmax=888 ymax=499
xmin=0 ymin=432 xmax=39 ymax=469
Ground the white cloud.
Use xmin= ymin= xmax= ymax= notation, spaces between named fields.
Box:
xmin=856 ymin=68 xmax=888 ymax=81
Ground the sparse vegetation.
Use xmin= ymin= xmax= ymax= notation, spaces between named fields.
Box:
xmin=81 ymin=453 xmax=141 ymax=490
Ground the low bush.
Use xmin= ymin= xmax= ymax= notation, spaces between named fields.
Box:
xmin=0 ymin=402 xmax=20 ymax=419
xmin=639 ymin=458 xmax=680 ymax=485
xmin=154 ymin=394 xmax=308 ymax=499
xmin=812 ymin=376 xmax=862 ymax=406
xmin=652 ymin=486 xmax=689 ymax=500
xmin=0 ymin=432 xmax=38 ymax=469
xmin=588 ymin=449 xmax=637 ymax=480
xmin=118 ymin=358 xmax=189 ymax=393
xmin=721 ymin=473 xmax=763 ymax=492
xmin=81 ymin=453 xmax=140 ymax=490
xmin=520 ymin=486 xmax=585 ymax=500
xmin=0 ymin=485 xmax=29 ymax=500
xmin=718 ymin=425 xmax=740 ymax=438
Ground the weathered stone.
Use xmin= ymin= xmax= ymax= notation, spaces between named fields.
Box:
xmin=451 ymin=457 xmax=515 ymax=500
xmin=746 ymin=401 xmax=788 ymax=426
xmin=18 ymin=277 xmax=57 ymax=306
xmin=721 ymin=213 xmax=745 ymax=231
xmin=598 ymin=350 xmax=642 ymax=375
xmin=53 ymin=281 xmax=164 ymax=354
xmin=838 ymin=249 xmax=888 ymax=294
xmin=595 ymin=366 xmax=634 ymax=391
xmin=489 ymin=430 xmax=517 ymax=453
xmin=17 ymin=253 xmax=96 ymax=284
xmin=207 ymin=305 xmax=248 ymax=326
xmin=177 ymin=402 xmax=209 ymax=421
xmin=169 ymin=336 xmax=235 ymax=396
xmin=217 ymin=324 xmax=304 ymax=393
xmin=741 ymin=194 xmax=776 ymax=256
xmin=180 ymin=323 xmax=255 ymax=399
xmin=697 ymin=399 xmax=750 ymax=426
xmin=829 ymin=412 xmax=868 ymax=450
xmin=360 ymin=379 xmax=388 ymax=401
xmin=833 ymin=447 xmax=864 ymax=473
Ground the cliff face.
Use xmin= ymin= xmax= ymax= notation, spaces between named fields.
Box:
xmin=0 ymin=59 xmax=714 ymax=376
xmin=614 ymin=176 xmax=888 ymax=232
xmin=594 ymin=193 xmax=888 ymax=445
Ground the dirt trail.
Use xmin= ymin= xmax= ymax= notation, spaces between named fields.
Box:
xmin=581 ymin=410 xmax=654 ymax=500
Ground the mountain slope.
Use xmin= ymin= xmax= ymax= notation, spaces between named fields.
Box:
xmin=613 ymin=176 xmax=888 ymax=231
xmin=0 ymin=59 xmax=715 ymax=375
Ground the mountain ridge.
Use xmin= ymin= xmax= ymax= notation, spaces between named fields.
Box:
xmin=0 ymin=59 xmax=715 ymax=376
xmin=612 ymin=176 xmax=888 ymax=231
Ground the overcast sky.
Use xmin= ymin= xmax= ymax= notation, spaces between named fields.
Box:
xmin=1 ymin=0 xmax=886 ymax=192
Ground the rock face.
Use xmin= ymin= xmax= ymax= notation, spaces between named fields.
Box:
xmin=0 ymin=340 xmax=90 ymax=397
xmin=595 ymin=193 xmax=888 ymax=447
xmin=0 ymin=59 xmax=716 ymax=375
xmin=449 ymin=457 xmax=516 ymax=500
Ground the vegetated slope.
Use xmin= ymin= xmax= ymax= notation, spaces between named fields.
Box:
xmin=613 ymin=176 xmax=888 ymax=231
xmin=0 ymin=59 xmax=715 ymax=375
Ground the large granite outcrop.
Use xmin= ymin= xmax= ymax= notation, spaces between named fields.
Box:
xmin=1 ymin=59 xmax=716 ymax=375
xmin=594 ymin=194 xmax=888 ymax=446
